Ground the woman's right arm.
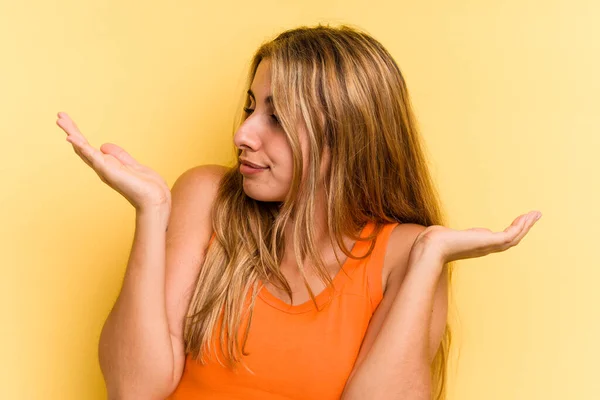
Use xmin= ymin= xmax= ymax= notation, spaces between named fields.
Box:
xmin=56 ymin=112 xmax=226 ymax=398
xmin=98 ymin=164 xmax=226 ymax=399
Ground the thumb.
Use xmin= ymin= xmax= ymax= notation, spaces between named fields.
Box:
xmin=100 ymin=143 xmax=139 ymax=167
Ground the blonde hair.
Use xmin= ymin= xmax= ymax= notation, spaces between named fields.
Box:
xmin=183 ymin=23 xmax=456 ymax=400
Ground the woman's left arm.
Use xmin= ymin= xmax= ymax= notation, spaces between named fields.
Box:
xmin=341 ymin=243 xmax=447 ymax=400
xmin=341 ymin=210 xmax=542 ymax=399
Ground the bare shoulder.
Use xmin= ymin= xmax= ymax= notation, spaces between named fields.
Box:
xmin=171 ymin=164 xmax=229 ymax=197
xmin=381 ymin=223 xmax=428 ymax=293
xmin=167 ymin=162 xmax=229 ymax=263
xmin=170 ymin=164 xmax=228 ymax=215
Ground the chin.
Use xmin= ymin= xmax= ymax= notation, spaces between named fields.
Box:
xmin=242 ymin=181 xmax=286 ymax=202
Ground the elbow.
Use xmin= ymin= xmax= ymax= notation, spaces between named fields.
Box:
xmin=342 ymin=371 xmax=431 ymax=400
xmin=106 ymin=387 xmax=175 ymax=400
xmin=103 ymin=378 xmax=176 ymax=400
xmin=100 ymin=370 xmax=176 ymax=400
xmin=343 ymin=386 xmax=430 ymax=400
xmin=97 ymin=325 xmax=179 ymax=399
xmin=98 ymin=344 xmax=176 ymax=400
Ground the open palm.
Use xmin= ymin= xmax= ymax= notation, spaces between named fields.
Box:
xmin=415 ymin=210 xmax=542 ymax=263
xmin=58 ymin=112 xmax=171 ymax=211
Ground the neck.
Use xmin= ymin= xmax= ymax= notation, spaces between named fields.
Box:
xmin=281 ymin=186 xmax=350 ymax=268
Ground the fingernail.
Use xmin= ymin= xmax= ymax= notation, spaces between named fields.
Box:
xmin=535 ymin=212 xmax=542 ymax=221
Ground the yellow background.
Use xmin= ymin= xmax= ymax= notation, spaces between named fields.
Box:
xmin=2 ymin=0 xmax=598 ymax=399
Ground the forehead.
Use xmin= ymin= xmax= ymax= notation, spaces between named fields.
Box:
xmin=250 ymin=59 xmax=272 ymax=94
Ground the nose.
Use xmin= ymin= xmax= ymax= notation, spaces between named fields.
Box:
xmin=233 ymin=115 xmax=264 ymax=152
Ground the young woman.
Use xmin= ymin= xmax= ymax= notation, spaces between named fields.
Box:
xmin=58 ymin=24 xmax=541 ymax=400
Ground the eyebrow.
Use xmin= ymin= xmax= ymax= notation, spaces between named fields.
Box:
xmin=247 ymin=89 xmax=273 ymax=106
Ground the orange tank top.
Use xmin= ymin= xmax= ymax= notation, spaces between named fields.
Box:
xmin=167 ymin=220 xmax=399 ymax=400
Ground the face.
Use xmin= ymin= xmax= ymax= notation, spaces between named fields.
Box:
xmin=234 ymin=58 xmax=330 ymax=203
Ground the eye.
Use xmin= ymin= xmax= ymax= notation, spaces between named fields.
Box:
xmin=243 ymin=107 xmax=279 ymax=125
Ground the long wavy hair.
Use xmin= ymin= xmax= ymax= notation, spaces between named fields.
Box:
xmin=183 ymin=23 xmax=456 ymax=400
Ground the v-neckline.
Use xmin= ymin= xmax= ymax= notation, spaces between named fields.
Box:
xmin=257 ymin=221 xmax=375 ymax=314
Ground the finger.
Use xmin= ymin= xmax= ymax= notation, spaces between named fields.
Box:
xmin=503 ymin=211 xmax=535 ymax=235
xmin=513 ymin=213 xmax=541 ymax=244
xmin=79 ymin=142 xmax=104 ymax=169
xmin=71 ymin=143 xmax=111 ymax=184
xmin=100 ymin=143 xmax=140 ymax=168
xmin=67 ymin=135 xmax=104 ymax=170
xmin=57 ymin=112 xmax=89 ymax=144
xmin=500 ymin=216 xmax=526 ymax=241
xmin=503 ymin=212 xmax=540 ymax=249
xmin=68 ymin=138 xmax=93 ymax=169
xmin=507 ymin=213 xmax=529 ymax=230
xmin=483 ymin=215 xmax=528 ymax=254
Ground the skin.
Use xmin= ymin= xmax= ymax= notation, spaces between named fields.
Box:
xmin=234 ymin=58 xmax=365 ymax=304
xmin=57 ymin=57 xmax=542 ymax=397
xmin=236 ymin=59 xmax=544 ymax=397
xmin=342 ymin=211 xmax=542 ymax=398
xmin=54 ymin=56 xmax=401 ymax=307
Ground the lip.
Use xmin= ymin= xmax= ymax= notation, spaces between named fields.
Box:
xmin=240 ymin=163 xmax=269 ymax=175
xmin=239 ymin=158 xmax=269 ymax=169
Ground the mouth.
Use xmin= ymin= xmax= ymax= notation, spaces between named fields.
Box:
xmin=242 ymin=162 xmax=268 ymax=169
xmin=239 ymin=158 xmax=269 ymax=169
xmin=240 ymin=163 xmax=269 ymax=175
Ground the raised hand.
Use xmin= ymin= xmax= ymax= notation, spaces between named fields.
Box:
xmin=414 ymin=210 xmax=542 ymax=264
xmin=57 ymin=112 xmax=171 ymax=212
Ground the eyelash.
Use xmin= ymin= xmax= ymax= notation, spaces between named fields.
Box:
xmin=243 ymin=107 xmax=279 ymax=124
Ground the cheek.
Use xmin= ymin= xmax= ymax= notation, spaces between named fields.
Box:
xmin=271 ymin=137 xmax=294 ymax=171
xmin=269 ymin=162 xmax=292 ymax=187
